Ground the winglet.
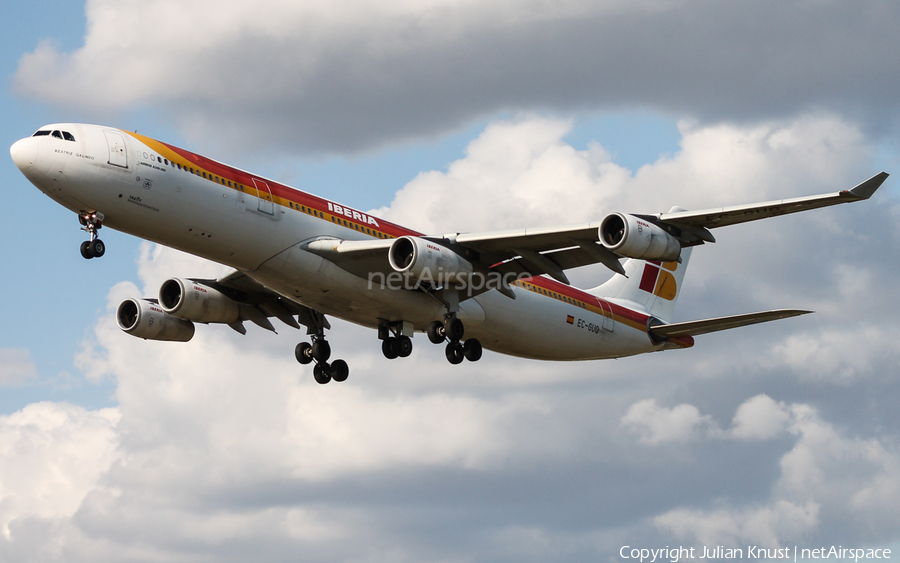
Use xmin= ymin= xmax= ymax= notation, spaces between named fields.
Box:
xmin=847 ymin=171 xmax=889 ymax=200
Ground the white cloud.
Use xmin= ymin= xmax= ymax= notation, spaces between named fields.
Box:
xmin=656 ymin=401 xmax=900 ymax=546
xmin=656 ymin=500 xmax=819 ymax=549
xmin=0 ymin=349 xmax=38 ymax=386
xmin=0 ymin=402 xmax=119 ymax=538
xmin=730 ymin=394 xmax=791 ymax=440
xmin=621 ymin=399 xmax=717 ymax=444
xmin=770 ymin=327 xmax=900 ymax=382
xmin=14 ymin=0 xmax=900 ymax=153
xmin=375 ymin=113 xmax=873 ymax=238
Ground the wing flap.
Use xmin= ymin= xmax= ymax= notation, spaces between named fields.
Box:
xmin=649 ymin=309 xmax=812 ymax=338
xmin=452 ymin=223 xmax=601 ymax=261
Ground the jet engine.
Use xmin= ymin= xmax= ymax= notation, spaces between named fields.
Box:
xmin=116 ymin=298 xmax=195 ymax=342
xmin=599 ymin=213 xmax=681 ymax=261
xmin=388 ymin=236 xmax=474 ymax=283
xmin=158 ymin=278 xmax=241 ymax=324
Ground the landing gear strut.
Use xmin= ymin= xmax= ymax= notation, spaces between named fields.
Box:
xmin=295 ymin=309 xmax=348 ymax=384
xmin=79 ymin=211 xmax=106 ymax=259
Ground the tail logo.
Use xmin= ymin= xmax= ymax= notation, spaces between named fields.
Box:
xmin=638 ymin=260 xmax=678 ymax=301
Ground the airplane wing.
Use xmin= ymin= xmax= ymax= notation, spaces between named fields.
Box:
xmin=304 ymin=225 xmax=623 ymax=286
xmin=445 ymin=172 xmax=889 ymax=281
xmin=649 ymin=171 xmax=889 ymax=233
xmin=305 ymin=173 xmax=888 ymax=288
xmin=649 ymin=309 xmax=812 ymax=338
xmin=195 ymin=270 xmax=330 ymax=335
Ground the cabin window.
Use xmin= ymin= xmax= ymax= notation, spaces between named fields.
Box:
xmin=62 ymin=131 xmax=76 ymax=141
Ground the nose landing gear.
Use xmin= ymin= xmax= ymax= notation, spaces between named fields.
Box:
xmin=78 ymin=211 xmax=106 ymax=259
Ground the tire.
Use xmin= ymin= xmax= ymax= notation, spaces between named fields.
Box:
xmin=426 ymin=321 xmax=445 ymax=344
xmin=89 ymin=239 xmax=106 ymax=258
xmin=313 ymin=363 xmax=331 ymax=384
xmin=446 ymin=317 xmax=465 ymax=342
xmin=312 ymin=340 xmax=331 ymax=363
xmin=463 ymin=339 xmax=483 ymax=362
xmin=382 ymin=338 xmax=399 ymax=359
xmin=330 ymin=359 xmax=349 ymax=382
xmin=396 ymin=335 xmax=413 ymax=358
xmin=445 ymin=342 xmax=464 ymax=365
xmin=80 ymin=241 xmax=94 ymax=259
xmin=295 ymin=342 xmax=313 ymax=364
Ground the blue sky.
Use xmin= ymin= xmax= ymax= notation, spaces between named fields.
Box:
xmin=3 ymin=1 xmax=900 ymax=562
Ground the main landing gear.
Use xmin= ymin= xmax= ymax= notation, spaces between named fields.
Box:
xmin=427 ymin=316 xmax=482 ymax=365
xmin=380 ymin=321 xmax=414 ymax=360
xmin=377 ymin=314 xmax=482 ymax=365
xmin=294 ymin=311 xmax=348 ymax=385
xmin=78 ymin=211 xmax=106 ymax=259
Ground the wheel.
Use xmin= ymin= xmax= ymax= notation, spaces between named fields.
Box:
xmin=295 ymin=342 xmax=313 ymax=364
xmin=80 ymin=241 xmax=94 ymax=259
xmin=396 ymin=335 xmax=413 ymax=358
xmin=426 ymin=321 xmax=446 ymax=344
xmin=446 ymin=317 xmax=465 ymax=342
xmin=313 ymin=363 xmax=332 ymax=384
xmin=330 ymin=359 xmax=349 ymax=382
xmin=89 ymin=239 xmax=106 ymax=258
xmin=382 ymin=338 xmax=399 ymax=359
xmin=312 ymin=340 xmax=331 ymax=363
xmin=463 ymin=339 xmax=483 ymax=362
xmin=445 ymin=342 xmax=464 ymax=365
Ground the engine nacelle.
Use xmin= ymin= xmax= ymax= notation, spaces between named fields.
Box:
xmin=116 ymin=298 xmax=195 ymax=342
xmin=388 ymin=236 xmax=474 ymax=283
xmin=158 ymin=278 xmax=241 ymax=324
xmin=599 ymin=213 xmax=681 ymax=261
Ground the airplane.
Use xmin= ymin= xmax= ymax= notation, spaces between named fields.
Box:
xmin=10 ymin=123 xmax=889 ymax=384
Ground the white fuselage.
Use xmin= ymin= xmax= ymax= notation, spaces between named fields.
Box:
xmin=12 ymin=123 xmax=682 ymax=361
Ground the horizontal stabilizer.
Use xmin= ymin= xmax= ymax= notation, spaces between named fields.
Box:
xmin=649 ymin=309 xmax=812 ymax=338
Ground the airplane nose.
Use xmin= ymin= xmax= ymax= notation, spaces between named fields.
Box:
xmin=10 ymin=137 xmax=38 ymax=172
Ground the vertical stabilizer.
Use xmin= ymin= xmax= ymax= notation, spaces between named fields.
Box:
xmin=590 ymin=247 xmax=692 ymax=322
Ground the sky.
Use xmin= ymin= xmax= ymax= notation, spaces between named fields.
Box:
xmin=2 ymin=1 xmax=900 ymax=562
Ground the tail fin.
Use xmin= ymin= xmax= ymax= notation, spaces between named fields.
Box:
xmin=589 ymin=246 xmax=692 ymax=322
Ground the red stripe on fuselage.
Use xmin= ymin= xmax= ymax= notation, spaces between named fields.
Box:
xmin=519 ymin=275 xmax=651 ymax=329
xmin=132 ymin=133 xmax=421 ymax=240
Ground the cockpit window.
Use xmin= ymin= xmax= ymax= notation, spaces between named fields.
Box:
xmin=34 ymin=130 xmax=76 ymax=141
